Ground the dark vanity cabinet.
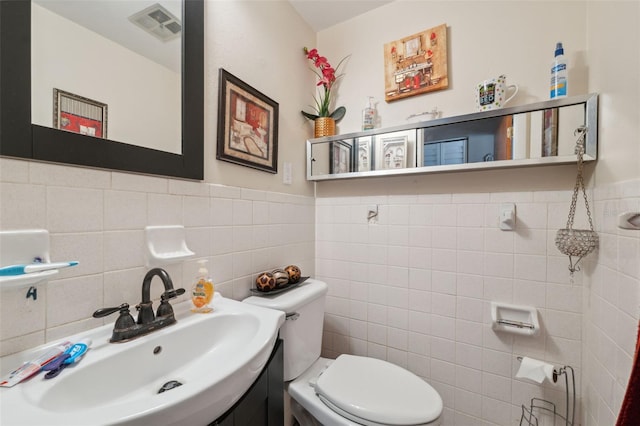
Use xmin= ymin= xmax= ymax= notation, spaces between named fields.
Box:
xmin=210 ymin=339 xmax=284 ymax=426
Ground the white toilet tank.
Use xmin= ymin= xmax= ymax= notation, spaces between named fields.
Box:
xmin=244 ymin=279 xmax=328 ymax=381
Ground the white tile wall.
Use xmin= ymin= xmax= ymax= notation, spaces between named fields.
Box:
xmin=316 ymin=180 xmax=640 ymax=425
xmin=583 ymin=179 xmax=640 ymax=426
xmin=2 ymin=155 xmax=637 ymax=425
xmin=0 ymin=158 xmax=315 ymax=356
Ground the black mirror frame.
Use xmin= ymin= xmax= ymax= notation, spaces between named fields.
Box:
xmin=0 ymin=0 xmax=203 ymax=180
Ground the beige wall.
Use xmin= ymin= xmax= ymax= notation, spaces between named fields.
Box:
xmin=318 ymin=1 xmax=587 ymax=134
xmin=586 ymin=1 xmax=640 ymax=185
xmin=314 ymin=0 xmax=638 ymax=195
xmin=204 ymin=0 xmax=317 ymax=197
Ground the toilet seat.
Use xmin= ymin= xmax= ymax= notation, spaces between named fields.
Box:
xmin=313 ymin=355 xmax=443 ymax=426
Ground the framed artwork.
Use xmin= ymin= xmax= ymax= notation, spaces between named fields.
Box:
xmin=542 ymin=108 xmax=559 ymax=157
xmin=329 ymin=140 xmax=354 ymax=174
xmin=357 ymin=137 xmax=373 ymax=172
xmin=217 ymin=68 xmax=279 ymax=173
xmin=53 ymin=89 xmax=107 ymax=138
xmin=383 ymin=24 xmax=449 ymax=102
xmin=377 ymin=135 xmax=407 ymax=170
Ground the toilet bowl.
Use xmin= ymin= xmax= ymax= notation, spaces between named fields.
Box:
xmin=244 ymin=279 xmax=442 ymax=426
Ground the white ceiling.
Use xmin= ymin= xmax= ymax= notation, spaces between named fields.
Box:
xmin=288 ymin=0 xmax=394 ymax=32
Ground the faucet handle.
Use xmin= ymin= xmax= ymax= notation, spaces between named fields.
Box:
xmin=93 ymin=303 xmax=130 ymax=318
xmin=162 ymin=288 xmax=186 ymax=300
xmin=93 ymin=303 xmax=137 ymax=343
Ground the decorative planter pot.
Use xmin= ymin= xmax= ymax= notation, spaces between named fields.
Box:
xmin=314 ymin=117 xmax=336 ymax=138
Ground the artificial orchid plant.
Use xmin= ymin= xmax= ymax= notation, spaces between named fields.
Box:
xmin=301 ymin=47 xmax=348 ymax=122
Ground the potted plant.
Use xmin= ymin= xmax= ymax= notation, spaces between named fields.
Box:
xmin=301 ymin=47 xmax=348 ymax=137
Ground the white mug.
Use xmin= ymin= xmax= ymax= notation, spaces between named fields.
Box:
xmin=475 ymin=75 xmax=518 ymax=112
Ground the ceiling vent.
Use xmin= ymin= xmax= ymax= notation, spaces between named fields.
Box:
xmin=129 ymin=3 xmax=181 ymax=42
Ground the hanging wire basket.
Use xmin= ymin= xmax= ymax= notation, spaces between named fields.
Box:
xmin=555 ymin=229 xmax=599 ymax=257
xmin=555 ymin=126 xmax=598 ymax=274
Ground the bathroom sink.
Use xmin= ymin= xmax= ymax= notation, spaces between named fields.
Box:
xmin=0 ymin=295 xmax=285 ymax=425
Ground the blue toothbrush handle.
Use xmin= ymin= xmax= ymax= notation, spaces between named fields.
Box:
xmin=42 ymin=354 xmax=70 ymax=371
xmin=44 ymin=362 xmax=71 ymax=379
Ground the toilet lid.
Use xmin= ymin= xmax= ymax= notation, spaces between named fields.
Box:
xmin=314 ymin=355 xmax=443 ymax=426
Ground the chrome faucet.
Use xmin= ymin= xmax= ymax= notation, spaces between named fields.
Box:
xmin=93 ymin=268 xmax=185 ymax=343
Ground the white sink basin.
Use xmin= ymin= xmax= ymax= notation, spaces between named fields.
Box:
xmin=0 ymin=295 xmax=285 ymax=425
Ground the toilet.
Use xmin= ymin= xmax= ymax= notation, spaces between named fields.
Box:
xmin=244 ymin=279 xmax=443 ymax=426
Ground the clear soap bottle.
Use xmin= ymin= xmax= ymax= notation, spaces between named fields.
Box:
xmin=191 ymin=259 xmax=214 ymax=313
xmin=362 ymin=96 xmax=376 ymax=130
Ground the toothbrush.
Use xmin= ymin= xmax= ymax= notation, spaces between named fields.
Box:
xmin=0 ymin=261 xmax=79 ymax=276
xmin=43 ymin=339 xmax=91 ymax=379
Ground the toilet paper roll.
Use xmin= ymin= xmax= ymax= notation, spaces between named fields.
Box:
xmin=516 ymin=357 xmax=556 ymax=384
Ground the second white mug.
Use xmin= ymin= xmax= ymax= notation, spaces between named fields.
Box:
xmin=475 ymin=75 xmax=518 ymax=111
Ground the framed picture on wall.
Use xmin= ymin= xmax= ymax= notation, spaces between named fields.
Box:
xmin=383 ymin=23 xmax=449 ymax=102
xmin=329 ymin=140 xmax=354 ymax=174
xmin=53 ymin=89 xmax=108 ymax=138
xmin=216 ymin=68 xmax=279 ymax=173
xmin=376 ymin=135 xmax=407 ymax=170
xmin=357 ymin=136 xmax=373 ymax=172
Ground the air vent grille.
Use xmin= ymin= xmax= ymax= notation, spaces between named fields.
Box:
xmin=129 ymin=3 xmax=181 ymax=42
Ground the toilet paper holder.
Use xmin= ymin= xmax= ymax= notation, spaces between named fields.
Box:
xmin=516 ymin=356 xmax=559 ymax=383
xmin=517 ymin=357 xmax=575 ymax=426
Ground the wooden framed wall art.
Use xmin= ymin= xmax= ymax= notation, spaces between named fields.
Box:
xmin=383 ymin=24 xmax=449 ymax=102
xmin=217 ymin=69 xmax=279 ymax=173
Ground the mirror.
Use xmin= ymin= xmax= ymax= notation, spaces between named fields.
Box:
xmin=31 ymin=0 xmax=181 ymax=153
xmin=0 ymin=0 xmax=203 ymax=179
xmin=307 ymin=94 xmax=598 ymax=180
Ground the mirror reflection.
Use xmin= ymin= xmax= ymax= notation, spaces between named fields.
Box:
xmin=308 ymin=95 xmax=597 ymax=180
xmin=31 ymin=0 xmax=181 ymax=153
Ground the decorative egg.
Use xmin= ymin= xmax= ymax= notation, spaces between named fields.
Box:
xmin=255 ymin=272 xmax=276 ymax=292
xmin=284 ymin=265 xmax=301 ymax=283
xmin=271 ymin=269 xmax=290 ymax=288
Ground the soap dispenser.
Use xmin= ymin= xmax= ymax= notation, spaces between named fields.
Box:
xmin=191 ymin=260 xmax=214 ymax=313
xmin=362 ymin=96 xmax=376 ymax=131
